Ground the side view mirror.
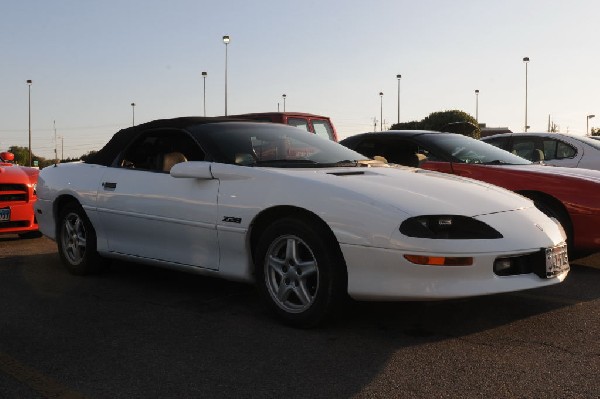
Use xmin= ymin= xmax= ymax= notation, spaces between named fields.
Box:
xmin=1 ymin=151 xmax=15 ymax=163
xmin=170 ymin=161 xmax=214 ymax=179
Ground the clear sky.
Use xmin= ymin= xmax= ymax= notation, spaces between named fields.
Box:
xmin=2 ymin=0 xmax=599 ymax=159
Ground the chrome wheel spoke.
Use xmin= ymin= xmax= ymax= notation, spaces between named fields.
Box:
xmin=267 ymin=255 xmax=285 ymax=276
xmin=294 ymin=282 xmax=313 ymax=306
xmin=285 ymin=238 xmax=298 ymax=263
xmin=297 ymin=260 xmax=317 ymax=277
xmin=276 ymin=279 xmax=292 ymax=302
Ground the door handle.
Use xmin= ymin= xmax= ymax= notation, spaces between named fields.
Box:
xmin=102 ymin=182 xmax=117 ymax=190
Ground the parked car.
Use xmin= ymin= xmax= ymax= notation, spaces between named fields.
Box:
xmin=340 ymin=131 xmax=600 ymax=258
xmin=35 ymin=118 xmax=569 ymax=326
xmin=230 ymin=112 xmax=338 ymax=141
xmin=482 ymin=132 xmax=600 ymax=170
xmin=0 ymin=151 xmax=40 ymax=238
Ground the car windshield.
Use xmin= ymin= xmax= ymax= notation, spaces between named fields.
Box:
xmin=421 ymin=133 xmax=532 ymax=165
xmin=189 ymin=122 xmax=371 ymax=168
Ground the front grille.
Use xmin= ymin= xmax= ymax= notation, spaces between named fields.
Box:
xmin=0 ymin=221 xmax=29 ymax=228
xmin=0 ymin=184 xmax=28 ymax=202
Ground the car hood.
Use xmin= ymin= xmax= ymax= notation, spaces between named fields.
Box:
xmin=0 ymin=164 xmax=38 ymax=183
xmin=211 ymin=163 xmax=533 ymax=218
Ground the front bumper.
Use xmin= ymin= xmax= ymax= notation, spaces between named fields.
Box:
xmin=341 ymin=244 xmax=568 ymax=301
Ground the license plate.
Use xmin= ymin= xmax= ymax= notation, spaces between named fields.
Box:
xmin=0 ymin=208 xmax=10 ymax=222
xmin=545 ymin=243 xmax=569 ymax=278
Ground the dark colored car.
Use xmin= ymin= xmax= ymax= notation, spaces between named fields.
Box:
xmin=340 ymin=131 xmax=600 ymax=258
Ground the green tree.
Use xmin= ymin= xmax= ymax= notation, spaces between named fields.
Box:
xmin=7 ymin=146 xmax=30 ymax=166
xmin=390 ymin=109 xmax=480 ymax=139
xmin=7 ymin=145 xmax=53 ymax=168
xmin=390 ymin=120 xmax=423 ymax=130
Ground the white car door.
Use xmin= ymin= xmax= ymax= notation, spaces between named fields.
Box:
xmin=95 ymin=129 xmax=220 ymax=270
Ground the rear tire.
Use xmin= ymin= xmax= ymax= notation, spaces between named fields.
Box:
xmin=255 ymin=217 xmax=347 ymax=328
xmin=57 ymin=202 xmax=103 ymax=275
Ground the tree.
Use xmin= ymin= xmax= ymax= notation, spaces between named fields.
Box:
xmin=390 ymin=109 xmax=480 ymax=139
xmin=7 ymin=145 xmax=54 ymax=168
xmin=591 ymin=127 xmax=600 ymax=137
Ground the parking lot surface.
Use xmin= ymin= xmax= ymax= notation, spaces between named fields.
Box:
xmin=1 ymin=236 xmax=599 ymax=398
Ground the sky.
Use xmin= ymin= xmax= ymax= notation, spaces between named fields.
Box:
xmin=2 ymin=0 xmax=599 ymax=159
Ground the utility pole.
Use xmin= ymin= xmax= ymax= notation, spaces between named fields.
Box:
xmin=54 ymin=120 xmax=58 ymax=164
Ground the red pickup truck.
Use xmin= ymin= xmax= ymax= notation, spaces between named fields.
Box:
xmin=230 ymin=112 xmax=338 ymax=141
xmin=0 ymin=151 xmax=40 ymax=238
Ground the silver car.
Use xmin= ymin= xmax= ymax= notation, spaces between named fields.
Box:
xmin=482 ymin=132 xmax=600 ymax=170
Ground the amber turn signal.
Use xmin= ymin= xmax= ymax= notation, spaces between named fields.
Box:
xmin=404 ymin=255 xmax=474 ymax=266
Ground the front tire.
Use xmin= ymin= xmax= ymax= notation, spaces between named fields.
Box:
xmin=255 ymin=217 xmax=347 ymax=328
xmin=57 ymin=202 xmax=103 ymax=275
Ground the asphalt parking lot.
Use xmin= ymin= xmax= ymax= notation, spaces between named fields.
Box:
xmin=1 ymin=236 xmax=599 ymax=398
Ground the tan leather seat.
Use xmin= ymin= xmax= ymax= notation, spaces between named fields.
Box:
xmin=531 ymin=149 xmax=545 ymax=162
xmin=162 ymin=152 xmax=187 ymax=172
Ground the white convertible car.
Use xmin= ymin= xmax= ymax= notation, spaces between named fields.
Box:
xmin=35 ymin=118 xmax=569 ymax=327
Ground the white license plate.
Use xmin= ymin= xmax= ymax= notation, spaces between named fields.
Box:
xmin=545 ymin=243 xmax=569 ymax=278
xmin=0 ymin=208 xmax=10 ymax=221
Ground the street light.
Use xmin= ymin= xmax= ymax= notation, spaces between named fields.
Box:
xmin=26 ymin=79 xmax=32 ymax=166
xmin=282 ymin=94 xmax=286 ymax=112
xmin=131 ymin=102 xmax=136 ymax=126
xmin=523 ymin=57 xmax=530 ymax=132
xmin=587 ymin=114 xmax=595 ymax=135
xmin=223 ymin=35 xmax=230 ymax=116
xmin=379 ymin=92 xmax=384 ymax=131
xmin=202 ymin=71 xmax=207 ymax=116
xmin=475 ymin=89 xmax=479 ymax=125
xmin=396 ymin=74 xmax=401 ymax=124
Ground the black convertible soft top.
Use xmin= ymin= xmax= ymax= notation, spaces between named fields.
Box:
xmin=85 ymin=116 xmax=248 ymax=166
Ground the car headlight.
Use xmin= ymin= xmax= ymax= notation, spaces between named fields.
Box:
xmin=400 ymin=215 xmax=503 ymax=239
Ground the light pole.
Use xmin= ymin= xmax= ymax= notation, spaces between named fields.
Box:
xmin=523 ymin=57 xmax=529 ymax=132
xmin=131 ymin=102 xmax=136 ymax=126
xmin=396 ymin=74 xmax=401 ymax=124
xmin=475 ymin=89 xmax=479 ymax=125
xmin=379 ymin=92 xmax=384 ymax=131
xmin=587 ymin=114 xmax=595 ymax=135
xmin=202 ymin=71 xmax=207 ymax=116
xmin=223 ymin=35 xmax=230 ymax=116
xmin=282 ymin=94 xmax=286 ymax=112
xmin=27 ymin=80 xmax=32 ymax=166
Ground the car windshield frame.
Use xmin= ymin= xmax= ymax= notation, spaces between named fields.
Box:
xmin=419 ymin=133 xmax=532 ymax=165
xmin=188 ymin=122 xmax=371 ymax=168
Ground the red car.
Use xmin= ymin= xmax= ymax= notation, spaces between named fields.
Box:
xmin=230 ymin=112 xmax=338 ymax=141
xmin=0 ymin=151 xmax=40 ymax=238
xmin=340 ymin=131 xmax=600 ymax=258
